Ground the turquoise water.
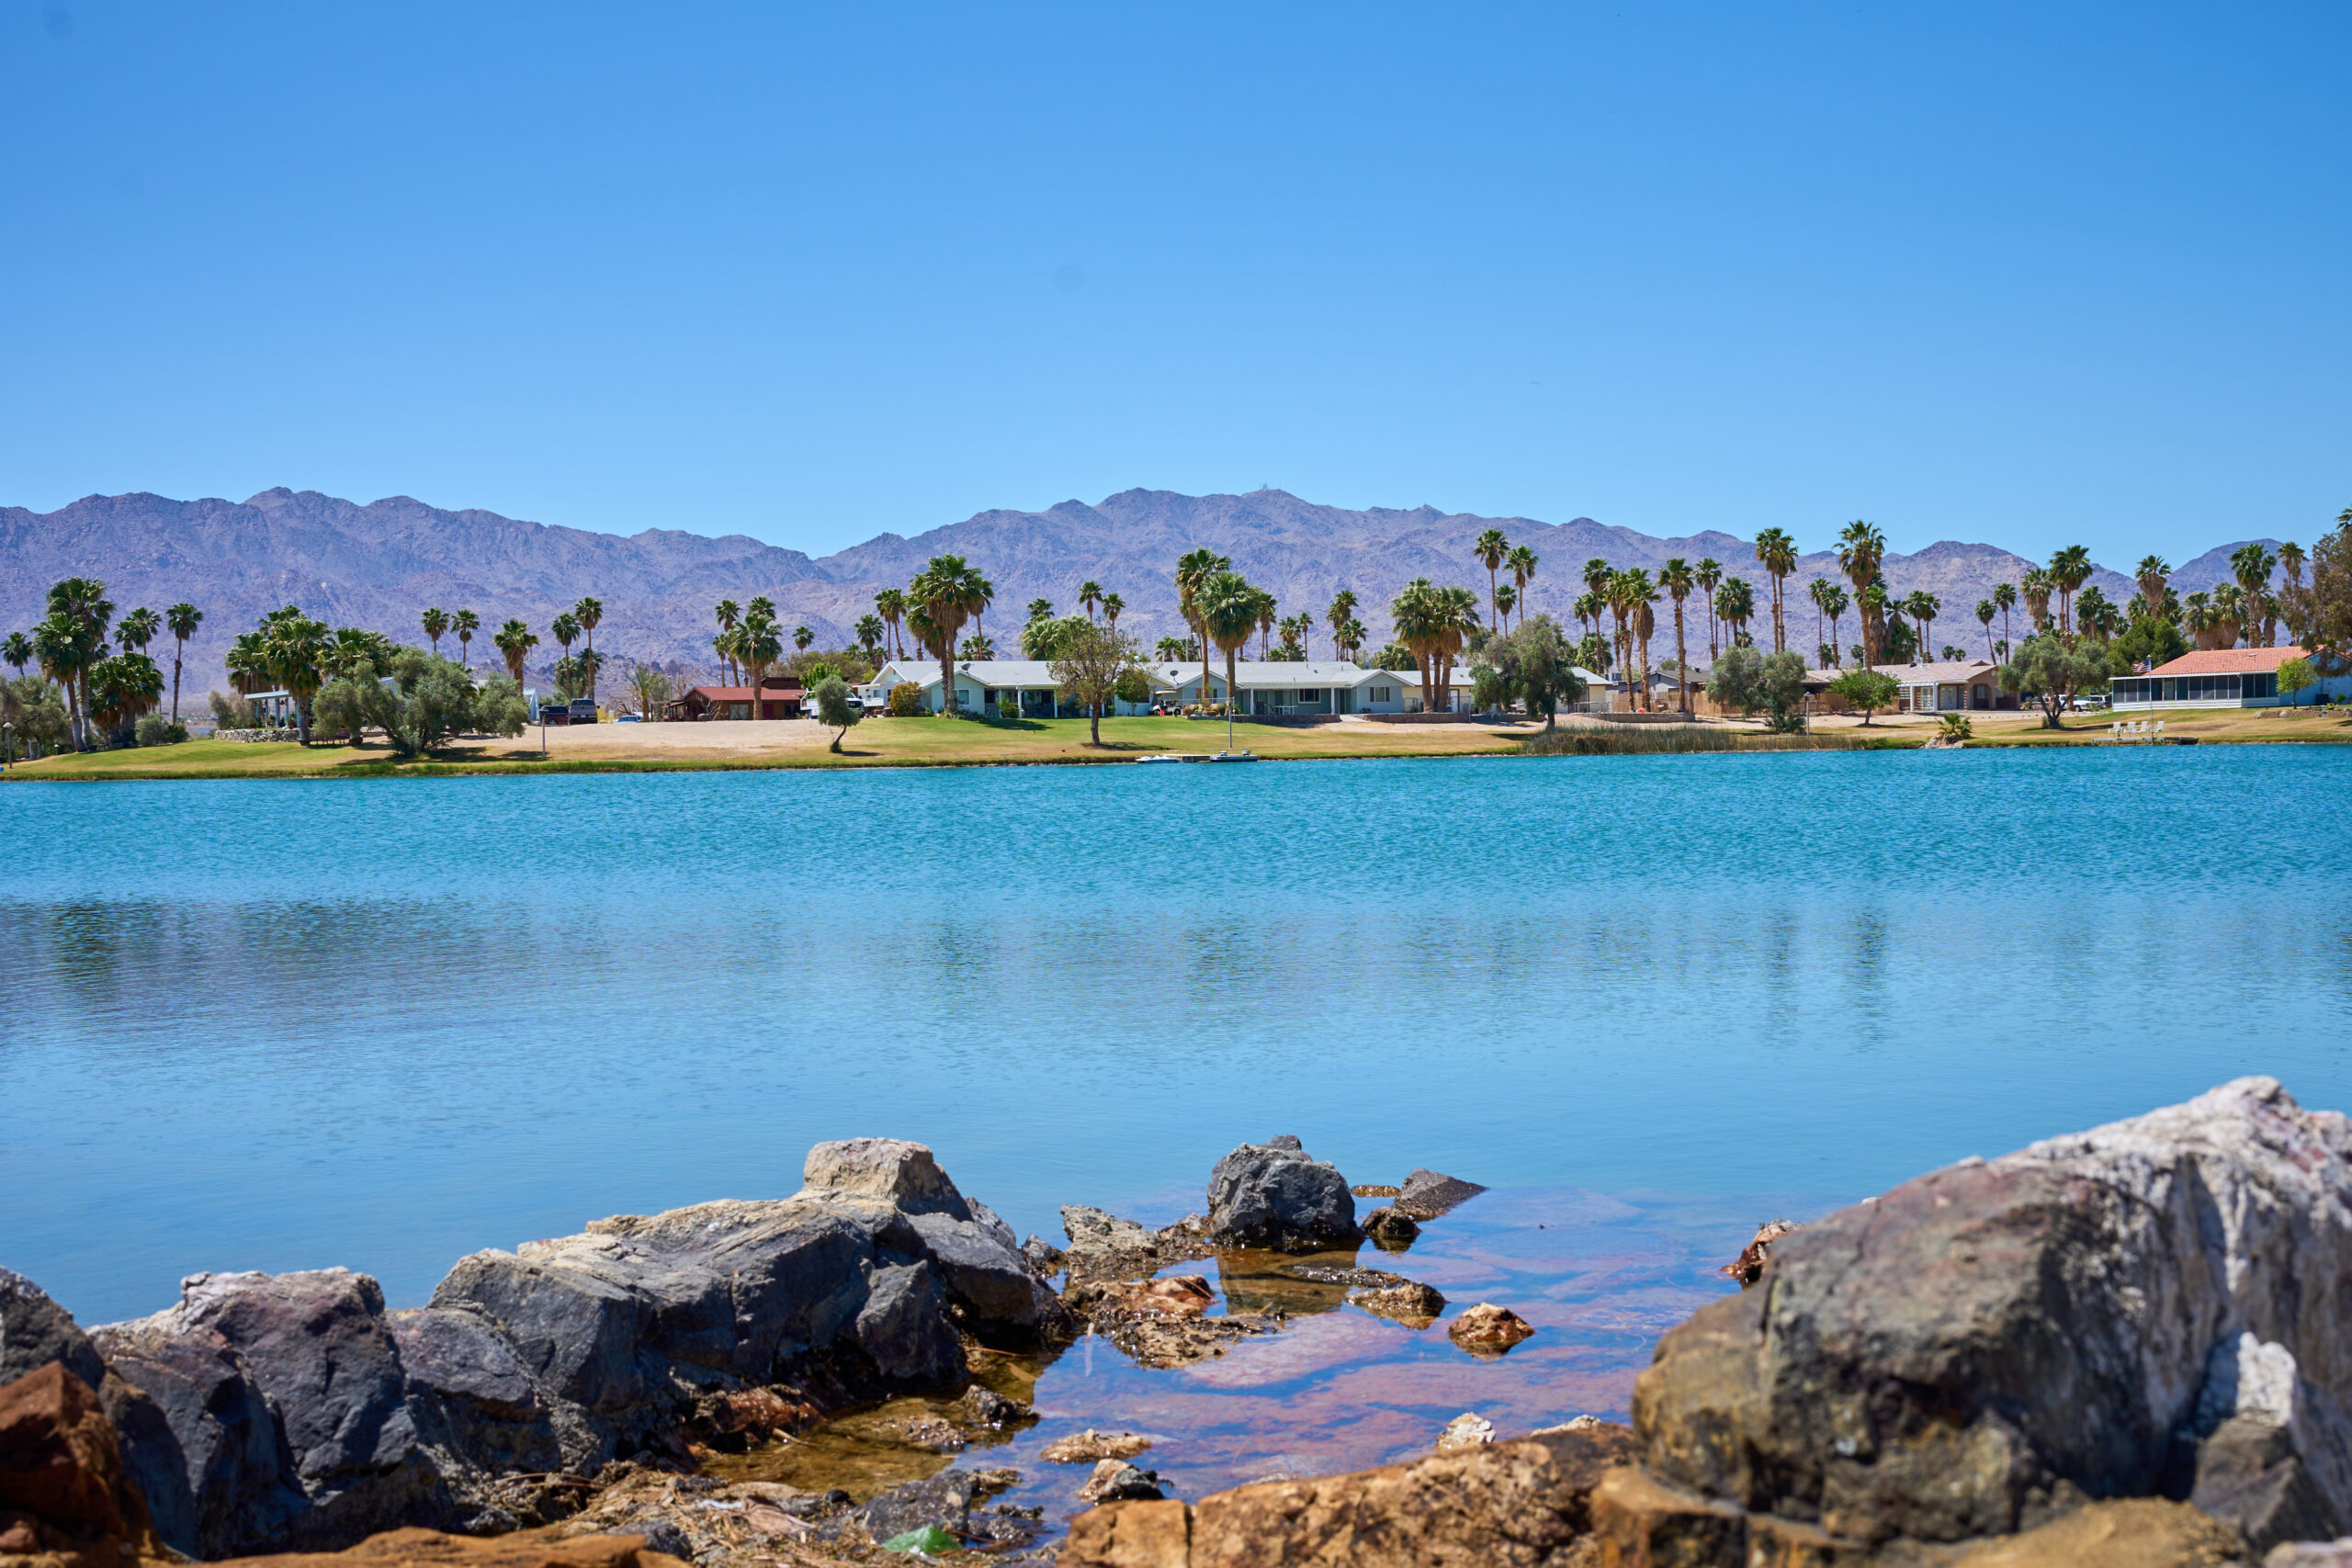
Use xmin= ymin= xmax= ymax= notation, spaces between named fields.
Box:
xmin=4 ymin=747 xmax=2349 ymax=1326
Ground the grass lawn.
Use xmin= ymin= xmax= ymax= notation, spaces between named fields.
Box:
xmin=2 ymin=716 xmax=1539 ymax=781
xmin=1957 ymin=705 xmax=2352 ymax=747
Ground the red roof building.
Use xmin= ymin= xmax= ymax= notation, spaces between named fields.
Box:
xmin=665 ymin=682 xmax=804 ymax=721
xmin=2112 ymin=646 xmax=2338 ymax=709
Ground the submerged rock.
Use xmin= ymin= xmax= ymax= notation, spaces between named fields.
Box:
xmin=1395 ymin=1168 xmax=1487 ymax=1221
xmin=1361 ymin=1206 xmax=1420 ymax=1250
xmin=1347 ymin=1280 xmax=1447 ymax=1327
xmin=1041 ymin=1430 xmax=1153 ymax=1464
xmin=1079 ymin=1461 xmax=1165 ymax=1504
xmin=1102 ymin=1276 xmax=1214 ymax=1319
xmin=1205 ymin=1138 xmax=1359 ymax=1252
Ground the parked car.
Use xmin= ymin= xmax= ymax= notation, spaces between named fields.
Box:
xmin=616 ymin=713 xmax=641 ymax=724
xmin=568 ymin=698 xmax=599 ymax=724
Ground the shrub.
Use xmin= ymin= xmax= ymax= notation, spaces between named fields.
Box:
xmin=1114 ymin=668 xmax=1153 ymax=706
xmin=1828 ymin=668 xmax=1901 ymax=724
xmin=887 ymin=682 xmax=924 ymax=716
xmin=133 ymin=715 xmax=189 ymax=747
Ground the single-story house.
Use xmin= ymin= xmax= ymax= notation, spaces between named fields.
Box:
xmin=1880 ymin=660 xmax=2012 ymax=714
xmin=865 ymin=660 xmax=1138 ymax=717
xmin=665 ymin=680 xmax=804 ymax=721
xmin=864 ymin=658 xmax=1515 ymax=716
xmin=2109 ymin=646 xmax=2351 ymax=709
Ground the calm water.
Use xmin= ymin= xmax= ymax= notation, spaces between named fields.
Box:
xmin=4 ymin=747 xmax=2349 ymax=1331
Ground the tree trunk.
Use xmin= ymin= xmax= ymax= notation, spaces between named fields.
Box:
xmin=171 ymin=645 xmax=182 ymax=721
xmin=1675 ymin=604 xmax=1689 ymax=714
xmin=1225 ymin=647 xmax=1239 ymax=729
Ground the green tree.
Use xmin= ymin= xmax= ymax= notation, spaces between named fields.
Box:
xmin=1999 ymin=634 xmax=2110 ymax=728
xmin=1102 ymin=593 xmax=1125 ymax=633
xmin=794 ymin=624 xmax=815 ymax=655
xmin=628 ymin=662 xmax=674 ymax=718
xmin=736 ymin=611 xmax=785 ymax=716
xmin=422 ymin=607 xmax=450 ymax=658
xmin=1834 ymin=524 xmax=1886 ymax=667
xmin=43 ymin=578 xmax=115 ymax=750
xmin=812 ymin=675 xmax=862 ymax=751
xmin=1198 ymin=570 xmax=1262 ymax=716
xmin=2 ymin=632 xmax=28 ymax=682
xmin=1708 ymin=646 xmax=1807 ymax=731
xmin=164 ymin=603 xmax=202 ymax=721
xmin=910 ymin=554 xmax=989 ymax=714
xmin=1974 ymin=599 xmax=1996 ymax=662
xmin=1827 ymin=667 xmax=1899 ymax=726
xmin=2278 ymin=656 xmax=2316 ymax=706
xmin=1174 ymin=547 xmax=1229 ymax=674
xmin=1325 ymin=589 xmax=1359 ymax=658
xmin=571 ymin=597 xmax=604 ymax=695
xmin=2 ymin=674 xmax=72 ymax=759
xmin=550 ymin=611 xmax=581 ymax=677
xmin=117 ymin=606 xmax=161 ymax=655
xmin=1154 ymin=635 xmax=1192 ymax=662
xmin=88 ymin=653 xmax=164 ymax=744
xmin=1049 ymin=621 xmax=1145 ymax=745
xmin=1752 ymin=527 xmax=1798 ymax=652
xmin=875 ymin=588 xmax=907 ymax=659
xmin=493 ymin=618 xmax=538 ymax=689
xmin=1507 ymin=546 xmax=1539 ymax=630
xmin=2047 ymin=545 xmax=2093 ymax=637
xmin=1114 ymin=667 xmax=1153 ymax=706
xmin=1471 ymin=615 xmax=1586 ymax=728
xmin=1474 ymin=527 xmax=1511 ymax=630
xmin=1694 ymin=558 xmax=1724 ymax=663
xmin=713 ymin=599 xmax=742 ymax=682
xmin=452 ymin=609 xmax=479 ymax=669
xmin=1079 ymin=581 xmax=1103 ymax=622
xmin=258 ymin=606 xmax=331 ymax=742
xmin=855 ymin=615 xmax=886 ymax=660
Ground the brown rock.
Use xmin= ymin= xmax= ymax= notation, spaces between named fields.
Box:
xmin=1061 ymin=1422 xmax=1637 ymax=1568
xmin=0 ymin=1362 xmax=162 ymax=1565
xmin=1348 ymin=1281 xmax=1446 ymax=1327
xmin=1351 ymin=1185 xmax=1402 ymax=1199
xmin=1042 ymin=1431 xmax=1154 ymax=1464
xmin=1107 ymin=1276 xmax=1215 ymax=1318
xmin=1721 ymin=1218 xmax=1798 ymax=1286
xmin=1941 ymin=1498 xmax=2246 ymax=1567
xmin=1362 ymin=1207 xmax=1420 ymax=1250
xmin=1079 ymin=1461 xmax=1165 ymax=1504
xmin=1448 ymin=1303 xmax=1534 ymax=1356
xmin=1434 ymin=1414 xmax=1494 ymax=1452
xmin=208 ymin=1526 xmax=687 ymax=1568
xmin=1395 ymin=1168 xmax=1487 ymax=1221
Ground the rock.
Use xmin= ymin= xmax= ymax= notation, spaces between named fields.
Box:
xmin=1204 ymin=1139 xmax=1359 ymax=1252
xmin=1435 ymin=1413 xmax=1495 ymax=1451
xmin=1042 ymin=1431 xmax=1153 ymax=1464
xmin=1633 ymin=1077 xmax=2352 ymax=1553
xmin=1720 ymin=1217 xmax=1798 ymax=1286
xmin=1361 ymin=1207 xmax=1419 ymax=1251
xmin=1060 ymin=1206 xmax=1159 ymax=1260
xmin=1346 ymin=1281 xmax=1447 ymax=1327
xmin=205 ymin=1525 xmax=686 ymax=1568
xmin=1278 ymin=1264 xmax=1406 ymax=1288
xmin=1351 ymin=1185 xmax=1402 ymax=1198
xmin=951 ymin=1386 xmax=1031 ymax=1429
xmin=1020 ymin=1235 xmax=1066 ymax=1274
xmin=1061 ymin=1421 xmax=1637 ymax=1568
xmin=1448 ymin=1303 xmax=1534 ymax=1356
xmin=0 ymin=1361 xmax=165 ymax=1566
xmin=2274 ymin=1542 xmax=2352 ymax=1566
xmin=1080 ymin=1461 xmax=1165 ymax=1504
xmin=1103 ymin=1277 xmax=1214 ymax=1319
xmin=1395 ymin=1168 xmax=1487 ymax=1221
xmin=839 ymin=1467 xmax=979 ymax=1542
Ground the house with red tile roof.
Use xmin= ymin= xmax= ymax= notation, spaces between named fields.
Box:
xmin=664 ymin=679 xmax=804 ymax=720
xmin=2110 ymin=646 xmax=2348 ymax=709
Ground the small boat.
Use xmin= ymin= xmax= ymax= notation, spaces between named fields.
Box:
xmin=1205 ymin=750 xmax=1258 ymax=762
xmin=1136 ymin=752 xmax=1213 ymax=764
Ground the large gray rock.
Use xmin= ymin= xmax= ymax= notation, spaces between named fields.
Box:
xmin=1205 ymin=1136 xmax=1360 ymax=1251
xmin=1634 ymin=1077 xmax=2352 ymax=1553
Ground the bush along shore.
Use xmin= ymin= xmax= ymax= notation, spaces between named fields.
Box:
xmin=9 ymin=1082 xmax=2352 ymax=1565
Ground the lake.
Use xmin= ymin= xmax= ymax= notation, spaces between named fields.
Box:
xmin=5 ymin=745 xmax=2348 ymax=1346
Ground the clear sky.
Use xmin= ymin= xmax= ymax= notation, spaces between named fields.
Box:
xmin=5 ymin=2 xmax=2346 ymax=564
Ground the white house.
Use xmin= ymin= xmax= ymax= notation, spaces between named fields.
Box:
xmin=863 ymin=657 xmax=1513 ymax=716
xmin=864 ymin=660 xmax=1145 ymax=716
xmin=1885 ymin=660 xmax=2008 ymax=714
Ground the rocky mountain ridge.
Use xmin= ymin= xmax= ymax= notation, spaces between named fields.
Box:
xmin=0 ymin=485 xmax=2284 ymax=695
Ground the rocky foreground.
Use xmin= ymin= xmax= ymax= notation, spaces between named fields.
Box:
xmin=12 ymin=1083 xmax=2352 ymax=1565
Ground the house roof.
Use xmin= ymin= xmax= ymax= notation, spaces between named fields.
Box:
xmin=1887 ymin=660 xmax=1997 ymax=685
xmin=679 ymin=685 xmax=803 ymax=701
xmin=2147 ymin=646 xmax=2309 ymax=677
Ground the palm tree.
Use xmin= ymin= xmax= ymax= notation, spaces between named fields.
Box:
xmin=2230 ymin=544 xmax=2278 ymax=645
xmin=2047 ymin=546 xmax=2092 ymax=637
xmin=1715 ymin=577 xmax=1757 ymax=655
xmin=737 ymin=612 xmax=785 ymax=716
xmin=494 ymin=618 xmax=538 ymax=688
xmin=910 ymin=554 xmax=989 ymax=714
xmin=2183 ymin=591 xmax=2217 ymax=649
xmin=1026 ymin=598 xmax=1055 ymax=624
xmin=1337 ymin=617 xmax=1367 ymax=660
xmin=1658 ymin=559 xmax=1696 ymax=713
xmin=1904 ymin=592 xmax=1939 ymax=663
xmin=714 ymin=600 xmax=742 ymax=682
xmin=1154 ymin=635 xmax=1191 ymax=662
xmin=1326 ymin=590 xmax=1359 ymax=658
xmin=794 ymin=625 xmax=815 ymax=656
xmin=1079 ymin=581 xmax=1103 ymax=622
xmin=3 ymin=630 xmax=29 ymax=680
xmin=44 ymin=578 xmax=114 ymax=749
xmin=875 ymin=588 xmax=907 ymax=659
xmin=1494 ymin=584 xmax=1519 ymax=630
xmin=1389 ymin=580 xmax=1444 ymax=713
xmin=1474 ymin=528 xmax=1511 ymax=630
xmin=2279 ymin=540 xmax=2308 ymax=591
xmin=1571 ymin=591 xmax=1602 ymax=644
xmin=1975 ymin=600 xmax=1996 ymax=661
xmin=261 ymin=606 xmax=330 ymax=743
xmin=1102 ymin=593 xmax=1125 ymax=633
xmin=2021 ymin=569 xmax=2053 ymax=636
xmin=855 ymin=615 xmax=886 ymax=661
xmin=117 ymin=606 xmax=160 ymax=657
xmin=421 ymin=607 xmax=450 ymax=659
xmin=1197 ymin=570 xmax=1261 ymax=718
xmin=453 ymin=609 xmax=479 ymax=669
xmin=572 ymin=598 xmax=604 ymax=697
xmin=1992 ymin=581 xmax=2017 ymax=653
xmin=2133 ymin=557 xmax=2171 ymax=619
xmin=1175 ymin=547 xmax=1229 ymax=675
xmin=1835 ymin=522 xmax=1886 ymax=669
xmin=1812 ymin=580 xmax=1848 ymax=667
xmin=1752 ymin=527 xmax=1797 ymax=653
xmin=1628 ymin=570 xmax=1659 ymax=710
xmin=550 ymin=612 xmax=581 ymax=679
xmin=224 ymin=631 xmax=268 ymax=698
xmin=1694 ymin=558 xmax=1724 ymax=663
xmin=2211 ymin=583 xmax=2247 ymax=649
xmin=1507 ymin=546 xmax=1539 ymax=630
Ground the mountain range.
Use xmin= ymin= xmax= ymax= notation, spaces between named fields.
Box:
xmin=0 ymin=485 xmax=2282 ymax=695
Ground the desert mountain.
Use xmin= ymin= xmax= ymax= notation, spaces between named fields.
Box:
xmin=0 ymin=485 xmax=2283 ymax=694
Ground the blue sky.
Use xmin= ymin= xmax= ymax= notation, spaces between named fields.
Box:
xmin=4 ymin=2 xmax=2346 ymax=563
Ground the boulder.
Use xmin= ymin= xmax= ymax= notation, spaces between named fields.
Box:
xmin=1205 ymin=1139 xmax=1359 ymax=1252
xmin=1080 ymin=1461 xmax=1165 ymax=1504
xmin=1061 ymin=1422 xmax=1638 ymax=1567
xmin=1435 ymin=1413 xmax=1495 ymax=1452
xmin=1041 ymin=1431 xmax=1153 ymax=1464
xmin=1347 ymin=1281 xmax=1447 ymax=1327
xmin=206 ymin=1525 xmax=685 ymax=1568
xmin=1362 ymin=1207 xmax=1420 ymax=1250
xmin=1449 ymin=1303 xmax=1534 ymax=1356
xmin=1720 ymin=1217 xmax=1797 ymax=1286
xmin=0 ymin=1361 xmax=164 ymax=1567
xmin=1396 ymin=1168 xmax=1487 ymax=1221
xmin=1102 ymin=1278 xmax=1214 ymax=1319
xmin=1633 ymin=1077 xmax=2352 ymax=1555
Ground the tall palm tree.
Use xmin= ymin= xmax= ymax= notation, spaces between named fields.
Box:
xmin=2133 ymin=557 xmax=2171 ymax=620
xmin=550 ymin=612 xmax=581 ymax=680
xmin=2021 ymin=569 xmax=2053 ymax=636
xmin=855 ymin=615 xmax=886 ymax=661
xmin=2211 ymin=583 xmax=2247 ymax=649
xmin=572 ymin=598 xmax=605 ymax=697
xmin=1102 ymin=593 xmax=1125 ymax=632
xmin=1506 ymin=546 xmax=1538 ymax=630
xmin=1571 ymin=590 xmax=1602 ymax=643
xmin=261 ymin=606 xmax=330 ymax=743
xmin=116 ymin=607 xmax=161 ymax=671
xmin=1751 ymin=527 xmax=1798 ymax=653
xmin=1337 ymin=618 xmax=1367 ymax=660
xmin=421 ymin=607 xmax=450 ymax=659
xmin=794 ymin=625 xmax=815 ymax=656
xmin=1175 ymin=547 xmax=1228 ymax=675
xmin=1255 ymin=591 xmax=1279 ymax=659
xmin=737 ymin=612 xmax=785 ymax=716
xmin=1805 ymin=577 xmax=1834 ymax=665
xmin=1904 ymin=592 xmax=1939 ymax=663
xmin=166 ymin=603 xmax=201 ymax=722
xmin=1835 ymin=522 xmax=1886 ymax=669
xmin=1714 ymin=577 xmax=1757 ymax=655
xmin=224 ymin=631 xmax=268 ymax=698
xmin=1154 ymin=635 xmax=1191 ymax=662
xmin=713 ymin=600 xmax=742 ymax=682
xmin=1627 ymin=570 xmax=1659 ymax=710
xmin=2278 ymin=540 xmax=2308 ymax=590
xmin=44 ymin=578 xmax=115 ymax=750
xmin=2183 ymin=591 xmax=2217 ymax=649
xmin=1975 ymin=600 xmax=1996 ymax=661
xmin=1026 ymin=597 xmax=1055 ymax=624
xmin=494 ymin=618 xmax=538 ymax=688
xmin=1198 ymin=570 xmax=1261 ymax=718
xmin=1493 ymin=584 xmax=1518 ymax=630
xmin=453 ymin=609 xmax=479 ymax=670
xmin=1326 ymin=589 xmax=1358 ymax=657
xmin=1079 ymin=581 xmax=1103 ymax=622
xmin=1992 ymin=581 xmax=2017 ymax=654
xmin=31 ymin=616 xmax=87 ymax=749
xmin=910 ymin=554 xmax=989 ymax=714
xmin=3 ymin=630 xmax=30 ymax=680
xmin=1694 ymin=558 xmax=1724 ymax=664
xmin=1659 ymin=559 xmax=1695 ymax=713
xmin=2230 ymin=544 xmax=2278 ymax=645
xmin=1389 ymin=580 xmax=1443 ymax=713
xmin=2047 ymin=546 xmax=2092 ymax=637
xmin=1474 ymin=528 xmax=1511 ymax=630
xmin=875 ymin=588 xmax=907 ymax=659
